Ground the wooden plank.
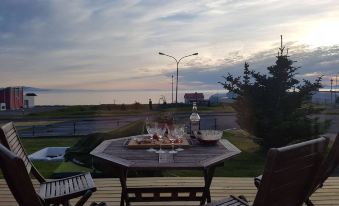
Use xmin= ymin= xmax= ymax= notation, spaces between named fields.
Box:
xmin=77 ymin=176 xmax=84 ymax=191
xmin=68 ymin=178 xmax=74 ymax=194
xmin=55 ymin=180 xmax=60 ymax=197
xmin=46 ymin=182 xmax=51 ymax=198
xmin=91 ymin=137 xmax=240 ymax=170
xmin=73 ymin=177 xmax=80 ymax=192
xmin=39 ymin=183 xmax=47 ymax=198
xmin=1 ymin=177 xmax=339 ymax=205
xmin=2 ymin=122 xmax=15 ymax=135
xmin=5 ymin=131 xmax=17 ymax=145
xmin=85 ymin=173 xmax=96 ymax=189
xmin=64 ymin=179 xmax=69 ymax=195
xmin=51 ymin=181 xmax=56 ymax=198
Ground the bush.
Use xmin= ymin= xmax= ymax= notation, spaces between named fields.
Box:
xmin=64 ymin=120 xmax=145 ymax=167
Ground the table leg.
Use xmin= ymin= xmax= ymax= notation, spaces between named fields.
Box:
xmin=119 ymin=168 xmax=129 ymax=206
xmin=200 ymin=166 xmax=216 ymax=205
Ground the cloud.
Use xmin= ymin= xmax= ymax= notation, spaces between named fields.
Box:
xmin=177 ymin=44 xmax=339 ymax=90
xmin=0 ymin=0 xmax=338 ymax=90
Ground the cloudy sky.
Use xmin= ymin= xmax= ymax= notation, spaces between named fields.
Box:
xmin=0 ymin=0 xmax=338 ymax=91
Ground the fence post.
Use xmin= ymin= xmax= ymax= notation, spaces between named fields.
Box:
xmin=32 ymin=126 xmax=35 ymax=137
xmin=117 ymin=120 xmax=119 ymax=126
xmin=73 ymin=121 xmax=76 ymax=136
xmin=214 ymin=118 xmax=217 ymax=130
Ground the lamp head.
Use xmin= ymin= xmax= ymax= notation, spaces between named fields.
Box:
xmin=193 ymin=53 xmax=198 ymax=55
xmin=159 ymin=52 xmax=165 ymax=55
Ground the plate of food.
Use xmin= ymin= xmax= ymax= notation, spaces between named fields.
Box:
xmin=196 ymin=130 xmax=223 ymax=145
xmin=126 ymin=135 xmax=191 ymax=149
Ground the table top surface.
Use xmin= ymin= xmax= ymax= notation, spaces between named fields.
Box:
xmin=90 ymin=135 xmax=241 ymax=170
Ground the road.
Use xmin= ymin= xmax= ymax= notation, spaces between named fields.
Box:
xmin=14 ymin=113 xmax=238 ymax=137
xmin=3 ymin=112 xmax=337 ymax=138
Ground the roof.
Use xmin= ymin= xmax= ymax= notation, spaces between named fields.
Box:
xmin=184 ymin=92 xmax=204 ymax=99
xmin=25 ymin=93 xmax=37 ymax=96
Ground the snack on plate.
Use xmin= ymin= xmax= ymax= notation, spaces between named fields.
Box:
xmin=197 ymin=130 xmax=222 ymax=144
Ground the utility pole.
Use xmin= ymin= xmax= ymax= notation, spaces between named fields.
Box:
xmin=335 ymin=73 xmax=338 ymax=107
xmin=330 ymin=78 xmax=333 ymax=105
xmin=171 ymin=75 xmax=174 ymax=104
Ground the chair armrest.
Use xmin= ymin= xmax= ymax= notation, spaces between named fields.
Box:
xmin=254 ymin=175 xmax=262 ymax=189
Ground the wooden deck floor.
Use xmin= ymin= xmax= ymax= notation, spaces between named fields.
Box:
xmin=0 ymin=177 xmax=338 ymax=205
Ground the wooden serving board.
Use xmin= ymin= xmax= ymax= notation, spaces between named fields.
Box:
xmin=126 ymin=135 xmax=191 ymax=149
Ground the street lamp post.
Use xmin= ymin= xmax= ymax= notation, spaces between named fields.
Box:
xmin=335 ymin=72 xmax=338 ymax=107
xmin=171 ymin=75 xmax=174 ymax=104
xmin=159 ymin=52 xmax=198 ymax=104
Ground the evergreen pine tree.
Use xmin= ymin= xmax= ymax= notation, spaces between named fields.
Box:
xmin=220 ymin=36 xmax=330 ymax=149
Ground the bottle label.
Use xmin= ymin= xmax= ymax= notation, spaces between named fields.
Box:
xmin=191 ymin=121 xmax=199 ymax=135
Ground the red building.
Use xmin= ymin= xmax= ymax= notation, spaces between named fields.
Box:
xmin=184 ymin=92 xmax=205 ymax=104
xmin=0 ymin=87 xmax=24 ymax=110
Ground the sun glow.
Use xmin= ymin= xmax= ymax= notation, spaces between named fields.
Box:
xmin=303 ymin=21 xmax=339 ymax=47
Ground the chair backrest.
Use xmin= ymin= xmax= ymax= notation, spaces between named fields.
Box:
xmin=315 ymin=133 xmax=339 ymax=189
xmin=253 ymin=137 xmax=329 ymax=206
xmin=0 ymin=144 xmax=44 ymax=206
xmin=0 ymin=122 xmax=45 ymax=182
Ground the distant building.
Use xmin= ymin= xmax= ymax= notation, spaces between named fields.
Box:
xmin=312 ymin=91 xmax=339 ymax=105
xmin=0 ymin=103 xmax=5 ymax=111
xmin=184 ymin=92 xmax=205 ymax=104
xmin=24 ymin=93 xmax=37 ymax=108
xmin=0 ymin=87 xmax=24 ymax=110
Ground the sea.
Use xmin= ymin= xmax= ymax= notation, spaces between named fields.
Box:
xmin=33 ymin=90 xmax=226 ymax=105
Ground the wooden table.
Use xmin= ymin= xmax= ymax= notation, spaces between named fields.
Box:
xmin=90 ymin=136 xmax=241 ymax=206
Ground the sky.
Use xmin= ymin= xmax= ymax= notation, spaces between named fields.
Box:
xmin=0 ymin=0 xmax=339 ymax=91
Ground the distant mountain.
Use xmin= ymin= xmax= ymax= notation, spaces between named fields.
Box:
xmin=23 ymin=86 xmax=52 ymax=92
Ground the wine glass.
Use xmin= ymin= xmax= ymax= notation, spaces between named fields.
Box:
xmin=155 ymin=125 xmax=166 ymax=154
xmin=145 ymin=119 xmax=156 ymax=152
xmin=174 ymin=125 xmax=185 ymax=152
xmin=168 ymin=129 xmax=177 ymax=154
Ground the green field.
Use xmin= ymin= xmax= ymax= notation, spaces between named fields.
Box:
xmin=165 ymin=130 xmax=266 ymax=177
xmin=21 ymin=137 xmax=80 ymax=154
xmin=1 ymin=129 xmax=266 ymax=178
xmin=0 ymin=137 xmax=90 ymax=178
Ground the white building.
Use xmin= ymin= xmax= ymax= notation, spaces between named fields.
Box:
xmin=0 ymin=103 xmax=6 ymax=111
xmin=209 ymin=92 xmax=237 ymax=105
xmin=24 ymin=93 xmax=37 ymax=108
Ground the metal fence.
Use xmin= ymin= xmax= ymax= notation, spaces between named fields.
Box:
xmin=17 ymin=119 xmax=134 ymax=138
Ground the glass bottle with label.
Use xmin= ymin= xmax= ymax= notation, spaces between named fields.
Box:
xmin=189 ymin=102 xmax=200 ymax=137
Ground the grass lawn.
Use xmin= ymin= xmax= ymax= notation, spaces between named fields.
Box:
xmin=21 ymin=137 xmax=80 ymax=154
xmin=1 ymin=129 xmax=266 ymax=178
xmin=0 ymin=137 xmax=83 ymax=178
xmin=22 ymin=137 xmax=89 ymax=178
xmin=165 ymin=130 xmax=266 ymax=177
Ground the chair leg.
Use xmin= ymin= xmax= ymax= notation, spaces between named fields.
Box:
xmin=63 ymin=201 xmax=71 ymax=206
xmin=305 ymin=198 xmax=315 ymax=206
xmin=74 ymin=190 xmax=93 ymax=206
